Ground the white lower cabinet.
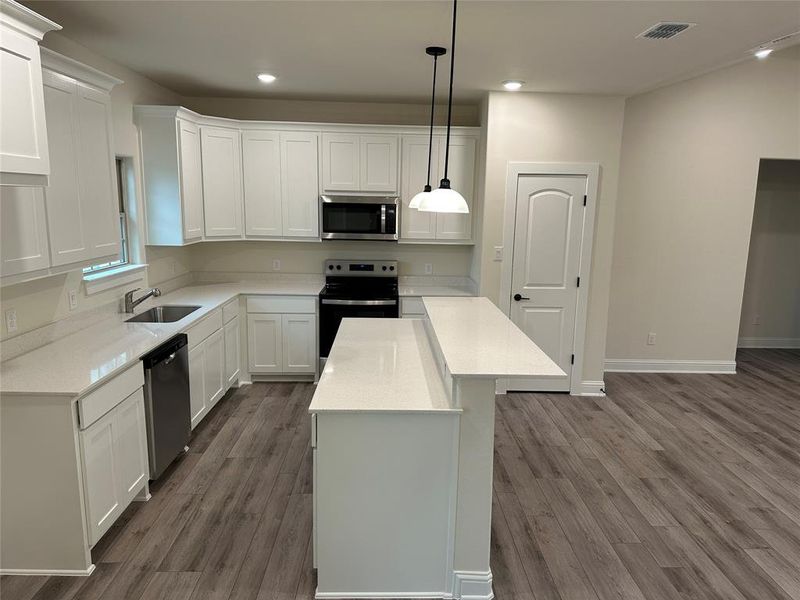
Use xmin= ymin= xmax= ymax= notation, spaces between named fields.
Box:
xmin=204 ymin=328 xmax=225 ymax=410
xmin=283 ymin=314 xmax=316 ymax=373
xmin=189 ymin=340 xmax=206 ymax=429
xmin=247 ymin=299 xmax=317 ymax=376
xmin=224 ymin=315 xmax=241 ymax=387
xmin=247 ymin=313 xmax=283 ymax=373
xmin=80 ymin=387 xmax=148 ymax=546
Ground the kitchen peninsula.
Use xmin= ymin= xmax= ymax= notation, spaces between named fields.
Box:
xmin=309 ymin=296 xmax=565 ymax=599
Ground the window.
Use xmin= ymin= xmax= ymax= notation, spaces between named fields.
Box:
xmin=83 ymin=158 xmax=129 ymax=274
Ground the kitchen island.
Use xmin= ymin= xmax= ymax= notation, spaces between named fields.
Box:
xmin=309 ymin=296 xmax=564 ymax=599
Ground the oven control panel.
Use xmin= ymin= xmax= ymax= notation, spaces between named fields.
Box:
xmin=324 ymin=260 xmax=398 ymax=276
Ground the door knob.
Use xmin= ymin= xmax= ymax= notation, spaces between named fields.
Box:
xmin=513 ymin=293 xmax=530 ymax=301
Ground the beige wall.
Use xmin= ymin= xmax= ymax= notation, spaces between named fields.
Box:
xmin=478 ymin=92 xmax=626 ymax=383
xmin=738 ymin=159 xmax=800 ymax=343
xmin=0 ymin=33 xmax=189 ymax=340
xmin=182 ymin=96 xmax=479 ymax=127
xmin=606 ymin=46 xmax=800 ymax=363
xmin=188 ymin=241 xmax=471 ymax=279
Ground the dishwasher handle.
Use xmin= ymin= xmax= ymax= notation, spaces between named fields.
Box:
xmin=142 ymin=334 xmax=188 ymax=369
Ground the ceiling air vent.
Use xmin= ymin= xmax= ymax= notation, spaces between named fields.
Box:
xmin=637 ymin=22 xmax=696 ymax=40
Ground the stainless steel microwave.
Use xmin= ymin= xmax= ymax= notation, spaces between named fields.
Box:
xmin=320 ymin=196 xmax=399 ymax=241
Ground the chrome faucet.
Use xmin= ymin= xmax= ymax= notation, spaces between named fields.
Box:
xmin=124 ymin=287 xmax=161 ymax=313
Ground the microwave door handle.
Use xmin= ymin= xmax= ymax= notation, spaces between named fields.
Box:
xmin=381 ymin=205 xmax=387 ymax=234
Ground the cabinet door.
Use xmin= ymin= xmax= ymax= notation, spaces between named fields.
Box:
xmin=282 ymin=313 xmax=316 ymax=373
xmin=399 ymin=135 xmax=438 ymax=240
xmin=281 ymin=132 xmax=319 ymax=238
xmin=321 ymin=133 xmax=358 ymax=192
xmin=189 ymin=341 xmax=207 ymax=429
xmin=0 ymin=26 xmax=50 ymax=176
xmin=42 ymin=71 xmax=90 ymax=266
xmin=224 ymin=315 xmax=241 ymax=388
xmin=178 ymin=119 xmax=204 ymax=242
xmin=204 ymin=328 xmax=226 ymax=409
xmin=247 ymin=314 xmax=283 ymax=373
xmin=201 ymin=126 xmax=243 ymax=238
xmin=114 ymin=388 xmax=149 ymax=502
xmin=360 ymin=135 xmax=398 ymax=193
xmin=80 ymin=408 xmax=123 ymax=546
xmin=436 ymin=136 xmax=475 ymax=241
xmin=242 ymin=130 xmax=281 ymax=237
xmin=0 ymin=186 xmax=51 ymax=277
xmin=75 ymin=85 xmax=121 ymax=261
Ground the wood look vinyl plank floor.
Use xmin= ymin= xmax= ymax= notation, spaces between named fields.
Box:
xmin=2 ymin=348 xmax=799 ymax=600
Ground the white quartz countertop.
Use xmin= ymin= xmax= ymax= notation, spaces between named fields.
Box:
xmin=423 ymin=297 xmax=566 ymax=380
xmin=0 ymin=280 xmax=323 ymax=397
xmin=398 ymin=283 xmax=474 ymax=297
xmin=309 ymin=318 xmax=457 ymax=414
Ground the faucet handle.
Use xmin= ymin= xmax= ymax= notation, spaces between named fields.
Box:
xmin=153 ymin=288 xmax=162 ymax=297
xmin=125 ymin=287 xmax=141 ymax=298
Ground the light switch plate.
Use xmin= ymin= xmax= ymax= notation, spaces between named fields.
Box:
xmin=647 ymin=332 xmax=656 ymax=346
xmin=494 ymin=246 xmax=504 ymax=261
xmin=272 ymin=259 xmax=281 ymax=271
xmin=5 ymin=309 xmax=17 ymax=333
xmin=424 ymin=263 xmax=433 ymax=275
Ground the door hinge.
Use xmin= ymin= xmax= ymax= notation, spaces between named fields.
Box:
xmin=571 ymin=354 xmax=575 ymax=365
xmin=583 ymin=194 xmax=587 ymax=206
xmin=577 ymin=276 xmax=581 ymax=288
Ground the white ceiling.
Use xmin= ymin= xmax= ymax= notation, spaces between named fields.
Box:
xmin=24 ymin=0 xmax=800 ymax=102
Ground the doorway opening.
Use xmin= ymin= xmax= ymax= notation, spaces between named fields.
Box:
xmin=738 ymin=159 xmax=800 ymax=350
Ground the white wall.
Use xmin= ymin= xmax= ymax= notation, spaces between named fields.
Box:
xmin=478 ymin=91 xmax=626 ymax=384
xmin=738 ymin=159 xmax=800 ymax=346
xmin=0 ymin=33 xmax=189 ymax=341
xmin=606 ymin=46 xmax=800 ymax=365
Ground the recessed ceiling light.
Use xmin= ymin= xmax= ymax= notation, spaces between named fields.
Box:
xmin=754 ymin=48 xmax=773 ymax=59
xmin=257 ymin=73 xmax=277 ymax=83
xmin=502 ymin=80 xmax=524 ymax=91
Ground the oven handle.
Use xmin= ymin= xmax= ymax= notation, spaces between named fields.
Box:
xmin=321 ymin=299 xmax=397 ymax=306
xmin=381 ymin=205 xmax=387 ymax=234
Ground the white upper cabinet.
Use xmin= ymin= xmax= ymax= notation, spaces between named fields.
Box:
xmin=321 ymin=133 xmax=359 ymax=192
xmin=0 ymin=186 xmax=50 ymax=277
xmin=0 ymin=0 xmax=60 ymax=183
xmin=400 ymin=135 xmax=438 ymax=240
xmin=399 ymin=134 xmax=477 ymax=243
xmin=40 ymin=51 xmax=122 ymax=267
xmin=242 ymin=130 xmax=281 ymax=237
xmin=322 ymin=133 xmax=398 ymax=194
xmin=281 ymin=131 xmax=319 ymax=238
xmin=136 ymin=108 xmax=205 ymax=246
xmin=201 ymin=126 xmax=243 ymax=238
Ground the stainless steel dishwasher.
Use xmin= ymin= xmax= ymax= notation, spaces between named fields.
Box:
xmin=142 ymin=334 xmax=191 ymax=480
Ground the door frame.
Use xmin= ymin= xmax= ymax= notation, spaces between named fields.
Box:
xmin=499 ymin=162 xmax=600 ymax=395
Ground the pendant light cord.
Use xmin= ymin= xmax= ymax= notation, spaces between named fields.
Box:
xmin=442 ymin=0 xmax=457 ymax=183
xmin=425 ymin=54 xmax=439 ymax=191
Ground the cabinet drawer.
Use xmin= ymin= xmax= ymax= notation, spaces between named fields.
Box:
xmin=78 ymin=364 xmax=144 ymax=430
xmin=185 ymin=309 xmax=223 ymax=348
xmin=400 ymin=297 xmax=426 ymax=317
xmin=222 ymin=298 xmax=239 ymax=323
xmin=247 ymin=295 xmax=316 ymax=314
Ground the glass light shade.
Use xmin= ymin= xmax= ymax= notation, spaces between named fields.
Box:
xmin=417 ymin=186 xmax=469 ymax=213
xmin=409 ymin=189 xmax=430 ymax=209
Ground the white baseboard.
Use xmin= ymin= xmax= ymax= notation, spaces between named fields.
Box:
xmin=574 ymin=380 xmax=606 ymax=396
xmin=0 ymin=563 xmax=95 ymax=577
xmin=738 ymin=337 xmax=800 ymax=349
xmin=604 ymin=359 xmax=736 ymax=374
xmin=452 ymin=570 xmax=494 ymax=600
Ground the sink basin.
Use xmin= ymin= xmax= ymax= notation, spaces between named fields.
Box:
xmin=126 ymin=305 xmax=201 ymax=323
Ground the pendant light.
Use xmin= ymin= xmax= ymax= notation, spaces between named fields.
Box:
xmin=418 ymin=0 xmax=469 ymax=214
xmin=409 ymin=46 xmax=446 ymax=209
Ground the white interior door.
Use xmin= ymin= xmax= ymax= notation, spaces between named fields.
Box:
xmin=509 ymin=175 xmax=586 ymax=391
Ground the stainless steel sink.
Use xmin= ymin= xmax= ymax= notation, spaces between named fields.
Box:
xmin=126 ymin=305 xmax=201 ymax=323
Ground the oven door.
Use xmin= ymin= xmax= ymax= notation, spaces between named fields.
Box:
xmin=320 ymin=196 xmax=398 ymax=240
xmin=319 ymin=298 xmax=399 ymax=357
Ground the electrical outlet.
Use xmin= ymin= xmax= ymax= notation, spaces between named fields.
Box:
xmin=68 ymin=289 xmax=78 ymax=310
xmin=424 ymin=263 xmax=433 ymax=275
xmin=171 ymin=259 xmax=177 ymax=275
xmin=753 ymin=314 xmax=761 ymax=325
xmin=494 ymin=246 xmax=503 ymax=262
xmin=5 ymin=309 xmax=17 ymax=334
xmin=272 ymin=259 xmax=281 ymax=271
xmin=647 ymin=332 xmax=656 ymax=346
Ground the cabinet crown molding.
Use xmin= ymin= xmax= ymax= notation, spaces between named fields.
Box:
xmin=133 ymin=105 xmax=481 ymax=136
xmin=0 ymin=0 xmax=60 ymax=40
xmin=40 ymin=47 xmax=123 ymax=92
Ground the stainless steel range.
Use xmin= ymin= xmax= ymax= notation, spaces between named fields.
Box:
xmin=318 ymin=259 xmax=399 ymax=358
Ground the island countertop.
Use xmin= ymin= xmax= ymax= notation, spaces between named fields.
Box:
xmin=423 ymin=296 xmax=566 ymax=380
